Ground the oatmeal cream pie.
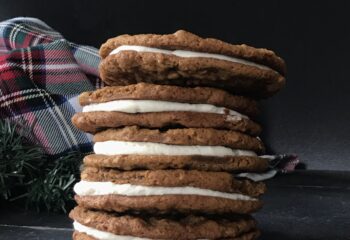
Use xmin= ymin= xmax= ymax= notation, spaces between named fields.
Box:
xmin=99 ymin=30 xmax=286 ymax=98
xmin=72 ymin=83 xmax=261 ymax=136
xmin=74 ymin=168 xmax=265 ymax=214
xmin=84 ymin=125 xmax=267 ymax=172
xmin=70 ymin=206 xmax=261 ymax=240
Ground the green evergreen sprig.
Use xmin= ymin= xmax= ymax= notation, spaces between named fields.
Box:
xmin=0 ymin=119 xmax=43 ymax=200
xmin=0 ymin=119 xmax=84 ymax=213
xmin=25 ymin=151 xmax=83 ymax=213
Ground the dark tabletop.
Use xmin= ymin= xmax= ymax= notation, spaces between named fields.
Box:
xmin=0 ymin=0 xmax=350 ymax=239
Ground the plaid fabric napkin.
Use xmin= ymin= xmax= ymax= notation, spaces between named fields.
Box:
xmin=0 ymin=17 xmax=103 ymax=156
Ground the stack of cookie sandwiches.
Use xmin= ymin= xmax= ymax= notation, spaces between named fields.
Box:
xmin=70 ymin=30 xmax=286 ymax=240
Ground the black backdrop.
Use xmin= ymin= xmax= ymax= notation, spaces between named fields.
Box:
xmin=1 ymin=0 xmax=350 ymax=170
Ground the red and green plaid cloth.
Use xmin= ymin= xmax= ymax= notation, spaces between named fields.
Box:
xmin=0 ymin=17 xmax=103 ymax=156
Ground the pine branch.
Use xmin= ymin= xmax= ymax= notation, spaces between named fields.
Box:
xmin=0 ymin=119 xmax=43 ymax=199
xmin=25 ymin=151 xmax=83 ymax=213
xmin=0 ymin=119 xmax=84 ymax=213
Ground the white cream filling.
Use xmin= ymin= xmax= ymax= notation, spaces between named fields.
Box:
xmin=74 ymin=181 xmax=256 ymax=201
xmin=82 ymin=99 xmax=248 ymax=120
xmin=110 ymin=45 xmax=272 ymax=71
xmin=74 ymin=221 xmax=150 ymax=240
xmin=236 ymin=169 xmax=277 ymax=182
xmin=93 ymin=141 xmax=257 ymax=157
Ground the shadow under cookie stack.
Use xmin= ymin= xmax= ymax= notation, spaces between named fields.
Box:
xmin=69 ymin=30 xmax=286 ymax=240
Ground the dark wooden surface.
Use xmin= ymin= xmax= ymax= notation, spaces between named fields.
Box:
xmin=0 ymin=170 xmax=349 ymax=240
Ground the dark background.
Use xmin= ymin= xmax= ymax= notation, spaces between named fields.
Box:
xmin=1 ymin=0 xmax=349 ymax=170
